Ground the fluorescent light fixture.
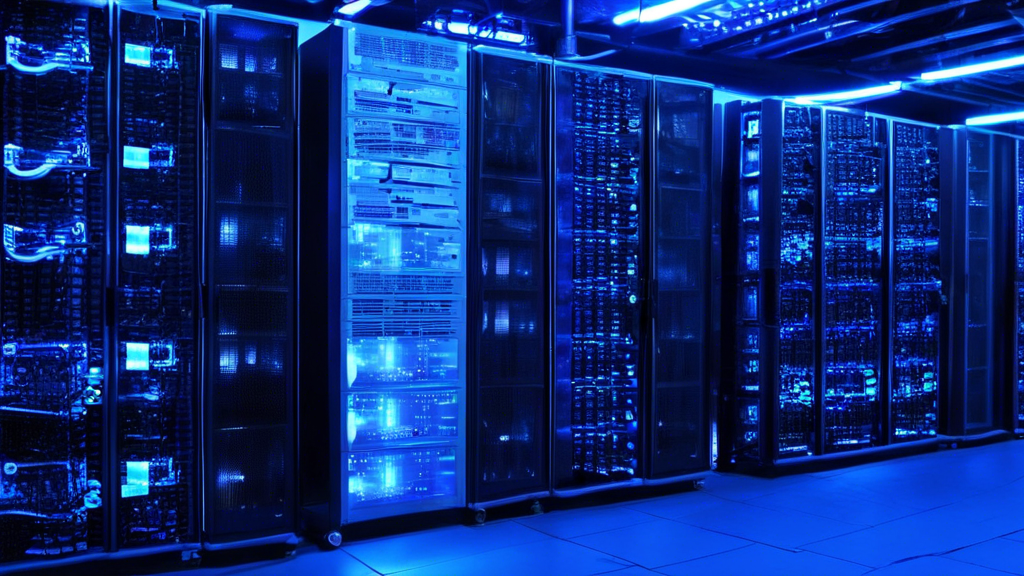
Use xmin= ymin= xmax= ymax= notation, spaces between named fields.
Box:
xmin=788 ymin=81 xmax=902 ymax=105
xmin=614 ymin=0 xmax=716 ymax=26
xmin=921 ymin=55 xmax=1024 ymax=81
xmin=965 ymin=110 xmax=1024 ymax=126
xmin=339 ymin=0 xmax=371 ymax=16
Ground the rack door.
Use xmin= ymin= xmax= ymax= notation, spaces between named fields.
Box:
xmin=472 ymin=52 xmax=549 ymax=504
xmin=649 ymin=80 xmax=711 ymax=478
xmin=205 ymin=13 xmax=296 ymax=542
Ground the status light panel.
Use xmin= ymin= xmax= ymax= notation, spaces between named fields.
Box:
xmin=342 ymin=25 xmax=465 ymax=520
xmin=891 ymin=122 xmax=939 ymax=441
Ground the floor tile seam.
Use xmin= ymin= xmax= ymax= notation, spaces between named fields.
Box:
xmin=869 ymin=536 xmax=1021 ymax=573
xmin=642 ymin=542 xmax=758 ymax=571
xmin=657 ymin=517 xmax=787 ymax=549
xmin=875 ymin=552 xmax=1021 ymax=576
xmin=342 ymin=549 xmax=387 ymax=576
xmin=677 ymin=494 xmax=868 ymax=530
xmin=736 ymin=496 xmax=895 ymax=528
xmin=371 ymin=528 xmax=551 ymax=576
xmin=939 ymin=554 xmax=1023 ymax=575
xmin=784 ymin=546 xmax=885 ymax=571
xmin=511 ymin=514 xmax=662 ymax=540
xmin=548 ymin=532 xmax=651 ymax=571
xmin=748 ymin=541 xmax=877 ymax=569
xmin=789 ymin=524 xmax=876 ymax=549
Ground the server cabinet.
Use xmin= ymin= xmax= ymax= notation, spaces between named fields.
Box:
xmin=648 ymin=78 xmax=713 ymax=480
xmin=299 ymin=24 xmax=467 ymax=538
xmin=115 ymin=3 xmax=201 ymax=550
xmin=942 ymin=128 xmax=1015 ymax=439
xmin=205 ymin=13 xmax=296 ymax=545
xmin=822 ymin=109 xmax=888 ymax=453
xmin=469 ymin=48 xmax=550 ymax=509
xmin=722 ymin=102 xmax=940 ymax=471
xmin=1 ymin=0 xmax=108 ymax=561
xmin=721 ymin=99 xmax=821 ymax=467
xmin=552 ymin=63 xmax=648 ymax=493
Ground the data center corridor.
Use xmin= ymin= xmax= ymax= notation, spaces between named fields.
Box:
xmin=165 ymin=441 xmax=1024 ymax=576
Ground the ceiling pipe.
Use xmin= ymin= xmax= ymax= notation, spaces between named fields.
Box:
xmin=556 ymin=0 xmax=577 ymax=57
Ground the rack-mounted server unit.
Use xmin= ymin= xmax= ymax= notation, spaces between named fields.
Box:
xmin=722 ymin=101 xmax=942 ymax=471
xmin=941 ymin=128 xmax=1015 ymax=441
xmin=299 ymin=23 xmax=467 ymax=541
xmin=469 ymin=48 xmax=551 ymax=512
xmin=552 ymin=63 xmax=713 ymax=495
xmin=1 ymin=0 xmax=109 ymax=562
xmin=204 ymin=11 xmax=296 ymax=547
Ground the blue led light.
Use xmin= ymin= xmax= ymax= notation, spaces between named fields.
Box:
xmin=124 ymin=43 xmax=152 ymax=67
xmin=123 ymin=146 xmax=150 ymax=170
xmin=121 ymin=461 xmax=150 ymax=498
xmin=125 ymin=225 xmax=150 ymax=255
xmin=125 ymin=342 xmax=150 ymax=371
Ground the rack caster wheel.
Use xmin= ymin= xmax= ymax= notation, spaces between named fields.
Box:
xmin=530 ymin=501 xmax=543 ymax=515
xmin=692 ymin=479 xmax=705 ymax=490
xmin=322 ymin=530 xmax=343 ymax=549
xmin=473 ymin=509 xmax=487 ymax=525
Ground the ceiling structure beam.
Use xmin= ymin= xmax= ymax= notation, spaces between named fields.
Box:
xmin=850 ymin=19 xmax=1018 ymax=63
xmin=740 ymin=0 xmax=983 ymax=58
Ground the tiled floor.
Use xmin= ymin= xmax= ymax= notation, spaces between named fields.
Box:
xmin=171 ymin=441 xmax=1024 ymax=576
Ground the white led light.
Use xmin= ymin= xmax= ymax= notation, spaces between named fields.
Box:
xmin=613 ymin=0 xmax=716 ymax=26
xmin=339 ymin=0 xmax=371 ymax=17
xmin=965 ymin=110 xmax=1024 ymax=126
xmin=787 ymin=81 xmax=902 ymax=105
xmin=921 ymin=55 xmax=1024 ymax=81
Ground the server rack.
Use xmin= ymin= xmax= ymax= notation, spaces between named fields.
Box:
xmin=551 ymin=64 xmax=713 ymax=495
xmin=1 ymin=0 xmax=109 ymax=562
xmin=552 ymin=63 xmax=649 ymax=494
xmin=2 ymin=1 xmax=205 ymax=567
xmin=114 ymin=1 xmax=202 ymax=552
xmin=204 ymin=12 xmax=297 ymax=547
xmin=469 ymin=47 xmax=551 ymax=513
xmin=722 ymin=102 xmax=941 ymax=472
xmin=941 ymin=127 xmax=1015 ymax=441
xmin=299 ymin=23 xmax=467 ymax=542
xmin=721 ymin=99 xmax=821 ymax=468
xmin=1016 ymin=138 xmax=1024 ymax=435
